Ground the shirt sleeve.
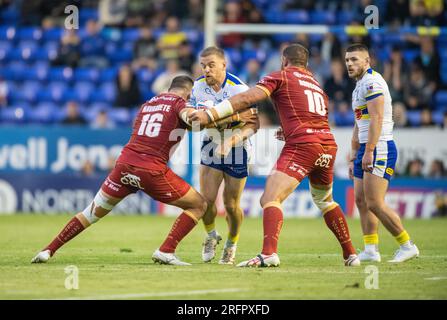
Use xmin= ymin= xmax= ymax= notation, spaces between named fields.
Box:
xmin=363 ymin=78 xmax=384 ymax=101
xmin=255 ymin=71 xmax=282 ymax=96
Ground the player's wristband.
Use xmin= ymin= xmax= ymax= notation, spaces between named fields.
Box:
xmin=205 ymin=109 xmax=216 ymax=124
xmin=366 ymin=143 xmax=376 ymax=152
xmin=212 ymin=100 xmax=234 ymax=120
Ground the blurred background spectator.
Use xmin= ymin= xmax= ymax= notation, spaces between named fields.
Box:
xmin=114 ymin=64 xmax=141 ymax=108
xmin=62 ymin=101 xmax=87 ymax=125
xmin=0 ymin=77 xmax=8 ymax=107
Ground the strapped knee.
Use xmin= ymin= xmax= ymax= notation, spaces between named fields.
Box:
xmin=81 ymin=190 xmax=115 ymax=224
xmin=310 ymin=185 xmax=338 ymax=214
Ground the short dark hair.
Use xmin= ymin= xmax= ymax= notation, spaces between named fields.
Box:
xmin=282 ymin=43 xmax=309 ymax=67
xmin=168 ymin=75 xmax=194 ymax=91
xmin=200 ymin=46 xmax=225 ymax=59
xmin=346 ymin=43 xmax=369 ymax=53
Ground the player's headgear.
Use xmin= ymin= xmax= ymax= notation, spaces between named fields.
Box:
xmin=168 ymin=75 xmax=194 ymax=91
xmin=282 ymin=43 xmax=309 ymax=67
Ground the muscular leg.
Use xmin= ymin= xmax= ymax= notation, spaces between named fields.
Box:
xmin=222 ymin=174 xmax=247 ymax=246
xmin=309 ymin=182 xmax=357 ymax=261
xmin=31 ymin=190 xmax=123 ymax=262
xmin=259 ymin=170 xmax=300 ymax=255
xmin=363 ymin=173 xmax=407 ymax=238
xmin=158 ymin=187 xmax=208 ymax=254
xmin=354 ymin=177 xmax=380 ymax=252
xmin=200 ymin=165 xmax=224 ymax=232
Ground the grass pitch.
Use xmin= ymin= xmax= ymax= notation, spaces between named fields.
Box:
xmin=1 ymin=214 xmax=446 ymax=300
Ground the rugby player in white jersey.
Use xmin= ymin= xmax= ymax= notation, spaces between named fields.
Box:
xmin=190 ymin=46 xmax=259 ymax=264
xmin=345 ymin=44 xmax=419 ymax=263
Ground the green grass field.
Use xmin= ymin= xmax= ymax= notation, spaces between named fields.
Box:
xmin=1 ymin=214 xmax=446 ymax=300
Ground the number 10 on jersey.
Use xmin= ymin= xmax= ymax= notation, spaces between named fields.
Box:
xmin=304 ymin=90 xmax=327 ymax=116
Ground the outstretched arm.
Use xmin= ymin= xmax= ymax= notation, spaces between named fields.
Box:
xmin=189 ymin=87 xmax=268 ymax=125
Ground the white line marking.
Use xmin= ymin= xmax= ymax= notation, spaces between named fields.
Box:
xmin=424 ymin=277 xmax=447 ymax=281
xmin=39 ymin=288 xmax=248 ymax=300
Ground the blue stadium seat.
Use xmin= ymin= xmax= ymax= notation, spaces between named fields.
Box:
xmin=136 ymin=68 xmax=156 ymax=85
xmin=264 ymin=10 xmax=281 ymax=23
xmin=435 ymin=90 xmax=447 ymax=106
xmin=21 ymin=64 xmax=48 ymax=81
xmin=0 ymin=67 xmax=15 ymax=81
xmin=17 ymin=27 xmax=43 ymax=41
xmin=310 ymin=10 xmax=336 ymax=25
xmin=99 ymin=68 xmax=118 ymax=82
xmin=337 ymin=11 xmax=354 ymax=25
xmin=29 ymin=102 xmax=58 ymax=124
xmin=107 ymin=48 xmax=133 ymax=63
xmin=224 ymin=48 xmax=242 ymax=69
xmin=74 ymin=68 xmax=100 ymax=83
xmin=108 ymin=107 xmax=131 ymax=125
xmin=34 ymin=46 xmax=53 ymax=61
xmin=284 ymin=10 xmax=310 ymax=24
xmin=45 ymin=82 xmax=69 ymax=103
xmin=79 ymin=8 xmax=99 ymax=24
xmin=42 ymin=28 xmax=63 ymax=42
xmin=73 ymin=82 xmax=95 ymax=103
xmin=403 ymin=49 xmax=420 ymax=63
xmin=334 ymin=111 xmax=355 ymax=127
xmin=99 ymin=82 xmax=116 ymax=103
xmin=48 ymin=67 xmax=74 ymax=83
xmin=122 ymin=28 xmax=141 ymax=42
xmin=21 ymin=81 xmax=42 ymax=102
xmin=0 ymin=26 xmax=16 ymax=41
xmin=0 ymin=104 xmax=30 ymax=124
xmin=407 ymin=111 xmax=421 ymax=126
xmin=0 ymin=7 xmax=19 ymax=25
xmin=141 ymin=88 xmax=155 ymax=101
xmin=432 ymin=110 xmax=445 ymax=125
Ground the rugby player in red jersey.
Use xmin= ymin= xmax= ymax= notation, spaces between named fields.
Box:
xmin=31 ymin=76 xmax=253 ymax=266
xmin=190 ymin=44 xmax=361 ymax=267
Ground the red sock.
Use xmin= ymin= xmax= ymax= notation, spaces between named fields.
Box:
xmin=261 ymin=206 xmax=283 ymax=255
xmin=45 ymin=216 xmax=85 ymax=256
xmin=159 ymin=212 xmax=197 ymax=253
xmin=324 ymin=206 xmax=356 ymax=259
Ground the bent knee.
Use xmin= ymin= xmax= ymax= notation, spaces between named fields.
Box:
xmin=355 ymin=196 xmax=367 ymax=209
xmin=366 ymin=201 xmax=384 ymax=213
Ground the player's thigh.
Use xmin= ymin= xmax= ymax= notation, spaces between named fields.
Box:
xmin=169 ymin=187 xmax=207 ymax=213
xmin=222 ymin=174 xmax=247 ymax=207
xmin=261 ymin=170 xmax=300 ymax=206
xmin=363 ymin=172 xmax=389 ymax=205
xmin=133 ymin=166 xmax=191 ymax=204
xmin=199 ymin=164 xmax=224 ymax=203
xmin=308 ymin=144 xmax=338 ymax=186
xmin=99 ymin=162 xmax=138 ymax=215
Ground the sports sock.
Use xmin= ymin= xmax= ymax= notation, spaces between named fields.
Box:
xmin=395 ymin=230 xmax=412 ymax=248
xmin=204 ymin=222 xmax=217 ymax=238
xmin=261 ymin=204 xmax=283 ymax=256
xmin=45 ymin=215 xmax=86 ymax=256
xmin=160 ymin=212 xmax=198 ymax=253
xmin=363 ymin=233 xmax=379 ymax=252
xmin=323 ymin=206 xmax=356 ymax=259
xmin=225 ymin=233 xmax=239 ymax=247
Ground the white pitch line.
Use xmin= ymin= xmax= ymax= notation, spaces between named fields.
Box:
xmin=424 ymin=277 xmax=447 ymax=281
xmin=40 ymin=288 xmax=249 ymax=300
